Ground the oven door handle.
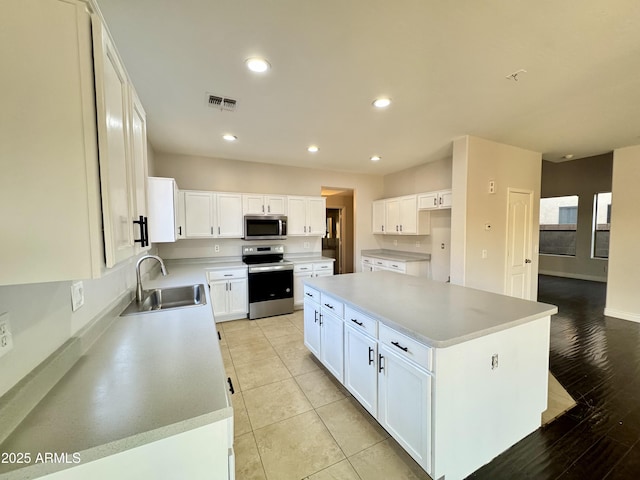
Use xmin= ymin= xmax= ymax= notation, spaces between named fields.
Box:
xmin=249 ymin=265 xmax=294 ymax=273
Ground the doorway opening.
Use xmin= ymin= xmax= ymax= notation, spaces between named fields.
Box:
xmin=321 ymin=187 xmax=354 ymax=274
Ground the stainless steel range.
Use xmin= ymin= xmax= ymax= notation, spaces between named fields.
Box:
xmin=242 ymin=245 xmax=294 ymax=319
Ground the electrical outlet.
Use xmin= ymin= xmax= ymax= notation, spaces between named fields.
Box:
xmin=71 ymin=281 xmax=84 ymax=312
xmin=488 ymin=180 xmax=496 ymax=194
xmin=0 ymin=312 xmax=13 ymax=358
xmin=214 ymin=244 xmax=220 ymax=253
xmin=441 ymin=243 xmax=446 ymax=250
xmin=491 ymin=353 xmax=499 ymax=370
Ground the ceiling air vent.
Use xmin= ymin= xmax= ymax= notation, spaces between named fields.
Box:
xmin=206 ymin=93 xmax=238 ymax=112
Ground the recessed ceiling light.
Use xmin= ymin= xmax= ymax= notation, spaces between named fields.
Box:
xmin=223 ymin=134 xmax=237 ymax=142
xmin=308 ymin=145 xmax=319 ymax=153
xmin=245 ymin=57 xmax=270 ymax=73
xmin=372 ymin=98 xmax=391 ymax=108
xmin=370 ymin=155 xmax=381 ymax=162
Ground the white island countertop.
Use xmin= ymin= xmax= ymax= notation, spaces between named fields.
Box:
xmin=0 ymin=262 xmax=231 ymax=479
xmin=305 ymin=271 xmax=557 ymax=348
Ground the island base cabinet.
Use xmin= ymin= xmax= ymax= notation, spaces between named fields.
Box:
xmin=344 ymin=325 xmax=378 ymax=416
xmin=320 ymin=310 xmax=344 ymax=382
xmin=378 ymin=345 xmax=432 ymax=475
xmin=303 ymin=298 xmax=321 ymax=357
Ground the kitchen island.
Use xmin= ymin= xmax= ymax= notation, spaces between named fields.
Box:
xmin=303 ymin=271 xmax=558 ymax=480
xmin=0 ymin=262 xmax=233 ymax=480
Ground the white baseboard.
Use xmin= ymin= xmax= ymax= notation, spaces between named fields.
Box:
xmin=604 ymin=308 xmax=640 ymax=323
xmin=538 ymin=270 xmax=607 ymax=283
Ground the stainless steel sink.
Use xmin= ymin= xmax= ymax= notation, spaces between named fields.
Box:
xmin=120 ymin=284 xmax=207 ymax=316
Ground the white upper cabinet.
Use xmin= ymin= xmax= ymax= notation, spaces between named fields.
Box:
xmin=0 ymin=0 xmax=150 ymax=285
xmin=184 ymin=191 xmax=216 ymax=238
xmin=372 ymin=194 xmax=431 ymax=235
xmin=288 ymin=196 xmax=326 ymax=236
xmin=418 ymin=189 xmax=452 ymax=210
xmin=93 ymin=18 xmax=136 ymax=267
xmin=216 ymin=193 xmax=243 ymax=237
xmin=147 ymin=177 xmax=179 ymax=243
xmin=372 ymin=200 xmax=386 ymax=234
xmin=129 ymin=88 xmax=150 ymax=254
xmin=242 ymin=194 xmax=287 ymax=216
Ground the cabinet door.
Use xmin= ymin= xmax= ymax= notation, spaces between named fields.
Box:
xmin=378 ymin=345 xmax=431 ymax=472
xmin=399 ymin=196 xmax=418 ymax=234
xmin=266 ymin=195 xmax=287 ymax=215
xmin=418 ymin=192 xmax=439 ymax=210
xmin=210 ymin=281 xmax=229 ymax=316
xmin=439 ymin=190 xmax=452 ymax=208
xmin=294 ymin=272 xmax=313 ymax=306
xmin=320 ymin=310 xmax=344 ymax=382
xmin=307 ymin=197 xmax=326 ymax=236
xmin=372 ymin=200 xmax=386 ymax=234
xmin=344 ymin=325 xmax=378 ymax=416
xmin=147 ymin=177 xmax=177 ymax=243
xmin=216 ymin=193 xmax=243 ymax=237
xmin=287 ymin=196 xmax=307 ymax=235
xmin=184 ymin=191 xmax=214 ymax=237
xmin=386 ymin=199 xmax=400 ymax=234
xmin=243 ymin=194 xmax=265 ymax=215
xmin=177 ymin=191 xmax=186 ymax=239
xmin=94 ymin=20 xmax=135 ymax=267
xmin=129 ymin=88 xmax=150 ymax=253
xmin=303 ymin=298 xmax=321 ymax=357
xmin=228 ymin=279 xmax=248 ymax=315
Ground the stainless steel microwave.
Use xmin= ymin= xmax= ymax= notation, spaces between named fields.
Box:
xmin=244 ymin=215 xmax=287 ymax=240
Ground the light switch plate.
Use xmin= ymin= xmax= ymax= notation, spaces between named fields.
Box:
xmin=71 ymin=281 xmax=84 ymax=312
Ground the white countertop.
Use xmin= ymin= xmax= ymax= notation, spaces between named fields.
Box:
xmin=305 ymin=272 xmax=557 ymax=348
xmin=361 ymin=249 xmax=431 ymax=262
xmin=286 ymin=255 xmax=335 ymax=263
xmin=0 ymin=262 xmax=231 ymax=479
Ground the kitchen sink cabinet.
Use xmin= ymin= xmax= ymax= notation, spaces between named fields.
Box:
xmin=0 ymin=0 xmax=149 ymax=285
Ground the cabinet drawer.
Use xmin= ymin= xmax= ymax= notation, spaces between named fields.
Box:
xmin=303 ymin=285 xmax=320 ymax=303
xmin=294 ymin=263 xmax=313 ymax=273
xmin=386 ymin=261 xmax=406 ymax=273
xmin=207 ymin=268 xmax=247 ymax=281
xmin=373 ymin=259 xmax=388 ymax=268
xmin=344 ymin=305 xmax=377 ymax=338
xmin=313 ymin=262 xmax=333 ymax=273
xmin=379 ymin=323 xmax=432 ymax=372
xmin=320 ymin=293 xmax=344 ymax=318
xmin=362 ymin=256 xmax=373 ymax=265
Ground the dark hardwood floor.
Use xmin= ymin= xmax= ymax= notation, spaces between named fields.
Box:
xmin=468 ymin=275 xmax=640 ymax=479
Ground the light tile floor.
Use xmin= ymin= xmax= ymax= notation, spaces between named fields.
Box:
xmin=220 ymin=311 xmax=575 ymax=480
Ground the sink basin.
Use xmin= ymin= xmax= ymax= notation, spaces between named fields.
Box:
xmin=120 ymin=284 xmax=207 ymax=316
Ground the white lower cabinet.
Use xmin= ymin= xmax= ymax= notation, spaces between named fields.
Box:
xmin=303 ymin=296 xmax=321 ymax=357
xmin=294 ymin=261 xmax=334 ymax=308
xmin=319 ymin=309 xmax=344 ymax=382
xmin=207 ymin=268 xmax=248 ymax=322
xmin=378 ymin=344 xmax=432 ymax=473
xmin=344 ymin=325 xmax=378 ymax=416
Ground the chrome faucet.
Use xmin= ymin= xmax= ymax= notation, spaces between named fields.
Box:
xmin=135 ymin=255 xmax=168 ymax=302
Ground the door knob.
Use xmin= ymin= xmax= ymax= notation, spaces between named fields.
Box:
xmin=525 ymin=258 xmax=532 ymax=264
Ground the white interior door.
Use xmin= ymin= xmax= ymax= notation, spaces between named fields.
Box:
xmin=505 ymin=189 xmax=533 ymax=300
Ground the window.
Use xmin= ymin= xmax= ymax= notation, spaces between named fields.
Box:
xmin=592 ymin=192 xmax=611 ymax=259
xmin=539 ymin=195 xmax=579 ymax=256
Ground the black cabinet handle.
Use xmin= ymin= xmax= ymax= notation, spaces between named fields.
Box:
xmin=305 ymin=292 xmax=313 ymax=297
xmin=391 ymin=341 xmax=409 ymax=352
xmin=217 ymin=331 xmax=221 ymax=341
xmin=133 ymin=215 xmax=148 ymax=246
xmin=178 ymin=226 xmax=182 ymax=235
xmin=314 ymin=310 xmax=318 ymax=323
xmin=351 ymin=318 xmax=363 ymax=326
xmin=319 ymin=313 xmax=323 ymax=326
xmin=324 ymin=303 xmax=334 ymax=310
xmin=378 ymin=354 xmax=384 ymax=373
xmin=368 ymin=347 xmax=374 ymax=365
xmin=227 ymin=377 xmax=235 ymax=395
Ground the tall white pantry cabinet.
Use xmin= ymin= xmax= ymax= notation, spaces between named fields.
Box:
xmin=0 ymin=0 xmax=149 ymax=286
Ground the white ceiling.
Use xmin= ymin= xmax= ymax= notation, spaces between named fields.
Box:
xmin=96 ymin=0 xmax=640 ymax=175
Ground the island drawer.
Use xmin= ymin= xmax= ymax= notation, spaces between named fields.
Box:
xmin=320 ymin=293 xmax=344 ymax=318
xmin=379 ymin=323 xmax=432 ymax=372
xmin=344 ymin=305 xmax=377 ymax=337
xmin=304 ymin=285 xmax=320 ymax=302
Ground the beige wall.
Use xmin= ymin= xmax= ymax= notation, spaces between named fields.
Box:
xmin=605 ymin=145 xmax=640 ymax=322
xmin=378 ymin=157 xmax=453 ymax=281
xmin=539 ymin=153 xmax=612 ymax=282
xmin=153 ymin=153 xmax=383 ymax=266
xmin=452 ymin=136 xmax=542 ymax=298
